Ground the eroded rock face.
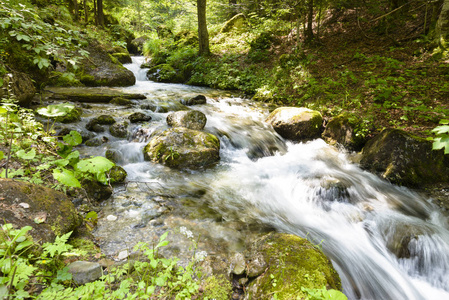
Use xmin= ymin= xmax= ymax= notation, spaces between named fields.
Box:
xmin=360 ymin=129 xmax=449 ymax=186
xmin=322 ymin=112 xmax=367 ymax=151
xmin=266 ymin=107 xmax=323 ymax=141
xmin=143 ymin=127 xmax=220 ymax=169
xmin=244 ymin=232 xmax=341 ymax=300
xmin=0 ymin=179 xmax=82 ymax=244
xmin=166 ymin=110 xmax=207 ymax=130
xmin=0 ymin=71 xmax=36 ymax=107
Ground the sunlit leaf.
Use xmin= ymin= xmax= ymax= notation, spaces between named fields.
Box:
xmin=63 ymin=131 xmax=82 ymax=146
xmin=53 ymin=168 xmax=81 ymax=188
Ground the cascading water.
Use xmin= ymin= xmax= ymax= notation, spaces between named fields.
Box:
xmin=88 ymin=57 xmax=449 ymax=299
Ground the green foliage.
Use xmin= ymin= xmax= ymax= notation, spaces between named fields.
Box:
xmin=301 ymin=286 xmax=348 ymax=300
xmin=432 ymin=119 xmax=449 ymax=154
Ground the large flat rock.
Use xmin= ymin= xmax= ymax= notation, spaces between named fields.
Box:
xmin=45 ymin=87 xmax=146 ymax=103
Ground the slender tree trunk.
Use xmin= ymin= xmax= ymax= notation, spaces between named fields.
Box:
xmin=84 ymin=0 xmax=88 ymax=23
xmin=136 ymin=0 xmax=142 ymax=32
xmin=73 ymin=0 xmax=79 ymax=21
xmin=97 ymin=0 xmax=104 ymax=26
xmin=306 ymin=0 xmax=314 ymax=41
xmin=436 ymin=0 xmax=449 ymax=44
xmin=93 ymin=0 xmax=97 ymax=26
xmin=197 ymin=0 xmax=210 ymax=55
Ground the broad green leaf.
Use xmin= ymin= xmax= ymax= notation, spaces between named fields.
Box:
xmin=63 ymin=131 xmax=82 ymax=146
xmin=53 ymin=169 xmax=81 ymax=188
xmin=37 ymin=103 xmax=74 ymax=118
xmin=0 ymin=151 xmax=4 ymax=160
xmin=75 ymin=157 xmax=114 ymax=175
xmin=431 ymin=125 xmax=449 ymax=135
xmin=16 ymin=148 xmax=36 ymax=160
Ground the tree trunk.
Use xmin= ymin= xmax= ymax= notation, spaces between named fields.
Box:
xmin=73 ymin=0 xmax=79 ymax=21
xmin=436 ymin=0 xmax=449 ymax=44
xmin=197 ymin=0 xmax=210 ymax=56
xmin=136 ymin=0 xmax=142 ymax=32
xmin=84 ymin=0 xmax=88 ymax=23
xmin=97 ymin=0 xmax=104 ymax=27
xmin=93 ymin=0 xmax=97 ymax=26
xmin=306 ymin=0 xmax=314 ymax=41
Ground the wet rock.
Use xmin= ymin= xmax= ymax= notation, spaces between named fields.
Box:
xmin=166 ymin=110 xmax=207 ymax=130
xmin=111 ymin=52 xmax=132 ymax=64
xmin=81 ymin=179 xmax=112 ymax=202
xmin=86 ymin=115 xmax=116 ymax=132
xmin=67 ymin=261 xmax=102 ymax=285
xmin=85 ymin=136 xmax=109 ymax=147
xmin=246 ymin=253 xmax=267 ymax=277
xmin=230 ymin=252 xmax=246 ymax=275
xmin=244 ymin=232 xmax=341 ymax=299
xmin=182 ymin=95 xmax=207 ymax=106
xmin=360 ymin=129 xmax=449 ymax=186
xmin=143 ymin=127 xmax=220 ymax=169
xmin=105 ymin=149 xmax=121 ymax=163
xmin=266 ymin=107 xmax=323 ymax=141
xmin=78 ymin=40 xmax=135 ymax=87
xmin=110 ymin=97 xmax=132 ymax=106
xmin=109 ymin=166 xmax=127 ymax=184
xmin=322 ymin=112 xmax=367 ymax=151
xmin=0 ymin=71 xmax=35 ymax=107
xmin=0 ymin=179 xmax=82 ymax=244
xmin=128 ymin=112 xmax=152 ymax=123
xmin=80 ymin=130 xmax=96 ymax=142
xmin=129 ymin=36 xmax=149 ymax=55
xmin=109 ymin=121 xmax=129 ymax=138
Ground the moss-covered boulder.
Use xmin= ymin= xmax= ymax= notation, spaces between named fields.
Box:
xmin=143 ymin=128 xmax=220 ymax=169
xmin=0 ymin=179 xmax=82 ymax=244
xmin=360 ymin=129 xmax=449 ymax=186
xmin=0 ymin=70 xmax=36 ymax=107
xmin=322 ymin=112 xmax=367 ymax=151
xmin=244 ymin=232 xmax=342 ymax=300
xmin=85 ymin=136 xmax=109 ymax=146
xmin=129 ymin=36 xmax=149 ymax=55
xmin=57 ymin=106 xmax=83 ymax=123
xmin=266 ymin=107 xmax=323 ymax=141
xmin=181 ymin=95 xmax=207 ymax=106
xmin=166 ymin=110 xmax=207 ymax=130
xmin=128 ymin=112 xmax=152 ymax=123
xmin=111 ymin=52 xmax=132 ymax=64
xmin=109 ymin=121 xmax=129 ymax=138
xmin=147 ymin=64 xmax=185 ymax=83
xmin=105 ymin=149 xmax=121 ymax=163
xmin=77 ymin=40 xmax=135 ymax=87
xmin=45 ymin=87 xmax=146 ymax=103
xmin=109 ymin=166 xmax=127 ymax=184
xmin=219 ymin=13 xmax=247 ymax=34
xmin=47 ymin=71 xmax=83 ymax=87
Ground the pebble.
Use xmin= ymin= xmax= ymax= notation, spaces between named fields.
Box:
xmin=19 ymin=203 xmax=30 ymax=209
xmin=106 ymin=215 xmax=118 ymax=221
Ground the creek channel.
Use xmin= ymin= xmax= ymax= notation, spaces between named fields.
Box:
xmin=54 ymin=57 xmax=449 ymax=299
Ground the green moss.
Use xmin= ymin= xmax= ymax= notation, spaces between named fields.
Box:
xmin=109 ymin=166 xmax=127 ymax=184
xmin=202 ymin=275 xmax=232 ymax=300
xmin=147 ymin=64 xmax=185 ymax=83
xmin=110 ymin=97 xmax=132 ymax=105
xmin=47 ymin=71 xmax=83 ymax=87
xmin=247 ymin=233 xmax=341 ymax=299
xmin=56 ymin=107 xmax=82 ymax=123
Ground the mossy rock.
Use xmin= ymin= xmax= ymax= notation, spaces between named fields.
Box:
xmin=322 ymin=112 xmax=367 ymax=151
xmin=105 ymin=149 xmax=121 ymax=163
xmin=166 ymin=110 xmax=207 ymax=130
xmin=85 ymin=136 xmax=109 ymax=147
xmin=81 ymin=179 xmax=112 ymax=202
xmin=86 ymin=115 xmax=116 ymax=131
xmin=219 ymin=13 xmax=247 ymax=34
xmin=110 ymin=97 xmax=132 ymax=106
xmin=181 ymin=95 xmax=207 ymax=106
xmin=244 ymin=232 xmax=342 ymax=300
xmin=0 ymin=179 xmax=82 ymax=244
xmin=57 ymin=106 xmax=83 ymax=123
xmin=130 ymin=36 xmax=149 ymax=55
xmin=143 ymin=127 xmax=220 ymax=169
xmin=360 ymin=129 xmax=449 ymax=186
xmin=266 ymin=107 xmax=323 ymax=141
xmin=0 ymin=70 xmax=36 ymax=107
xmin=111 ymin=52 xmax=132 ymax=64
xmin=109 ymin=166 xmax=127 ymax=184
xmin=147 ymin=64 xmax=185 ymax=83
xmin=128 ymin=112 xmax=152 ymax=123
xmin=109 ymin=121 xmax=129 ymax=138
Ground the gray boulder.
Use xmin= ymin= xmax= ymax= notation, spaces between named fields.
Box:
xmin=182 ymin=95 xmax=207 ymax=106
xmin=360 ymin=129 xmax=449 ymax=186
xmin=166 ymin=110 xmax=207 ymax=130
xmin=67 ymin=261 xmax=102 ymax=285
xmin=143 ymin=128 xmax=220 ymax=169
xmin=110 ymin=121 xmax=129 ymax=138
xmin=266 ymin=107 xmax=322 ymax=141
xmin=128 ymin=112 xmax=152 ymax=123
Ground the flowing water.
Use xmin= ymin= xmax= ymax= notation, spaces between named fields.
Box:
xmin=69 ymin=57 xmax=449 ymax=299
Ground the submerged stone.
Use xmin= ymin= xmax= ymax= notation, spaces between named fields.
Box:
xmin=128 ymin=112 xmax=152 ymax=123
xmin=143 ymin=127 xmax=220 ymax=169
xmin=266 ymin=107 xmax=323 ymax=141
